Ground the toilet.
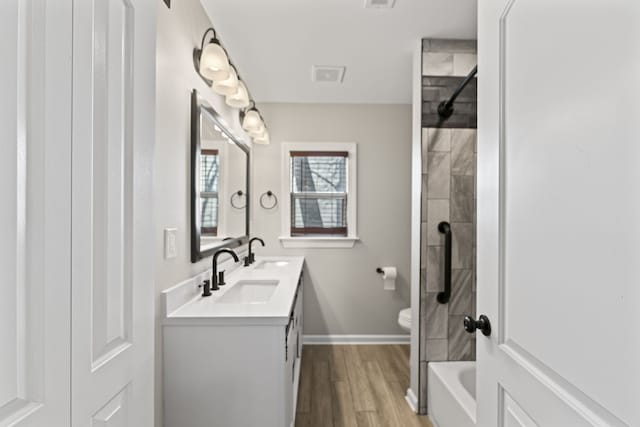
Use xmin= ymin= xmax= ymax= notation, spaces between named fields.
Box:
xmin=398 ymin=307 xmax=411 ymax=332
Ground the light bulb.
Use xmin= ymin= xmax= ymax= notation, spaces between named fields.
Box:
xmin=253 ymin=130 xmax=270 ymax=145
xmin=242 ymin=109 xmax=263 ymax=132
xmin=199 ymin=41 xmax=230 ymax=81
xmin=212 ymin=66 xmax=239 ymax=96
xmin=225 ymin=81 xmax=250 ymax=108
xmin=249 ymin=123 xmax=266 ymax=139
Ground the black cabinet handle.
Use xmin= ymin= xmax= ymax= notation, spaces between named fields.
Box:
xmin=464 ymin=315 xmax=492 ymax=337
xmin=437 ymin=221 xmax=452 ymax=304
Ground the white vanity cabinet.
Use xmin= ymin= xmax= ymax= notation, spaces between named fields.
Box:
xmin=163 ymin=256 xmax=304 ymax=427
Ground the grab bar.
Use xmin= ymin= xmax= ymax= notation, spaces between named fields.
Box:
xmin=437 ymin=221 xmax=452 ymax=304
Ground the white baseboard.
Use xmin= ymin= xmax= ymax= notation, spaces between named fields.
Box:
xmin=303 ymin=334 xmax=410 ymax=345
xmin=405 ymin=388 xmax=418 ymax=413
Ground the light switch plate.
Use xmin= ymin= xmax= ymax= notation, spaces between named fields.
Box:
xmin=164 ymin=228 xmax=177 ymax=259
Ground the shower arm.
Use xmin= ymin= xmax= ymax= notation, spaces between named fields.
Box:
xmin=437 ymin=65 xmax=478 ymax=119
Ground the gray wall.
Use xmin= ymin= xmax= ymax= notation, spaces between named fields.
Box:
xmin=418 ymin=39 xmax=477 ymax=413
xmin=154 ymin=1 xmax=251 ymax=425
xmin=252 ymin=103 xmax=412 ymax=335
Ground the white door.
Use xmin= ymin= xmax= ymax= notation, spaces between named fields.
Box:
xmin=71 ymin=0 xmax=157 ymax=425
xmin=477 ymin=0 xmax=640 ymax=426
xmin=0 ymin=1 xmax=72 ymax=425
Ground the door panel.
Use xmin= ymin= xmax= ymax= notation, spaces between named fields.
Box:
xmin=91 ymin=387 xmax=129 ymax=427
xmin=88 ymin=0 xmax=134 ymax=370
xmin=0 ymin=0 xmax=26 ymax=413
xmin=0 ymin=0 xmax=72 ymax=425
xmin=503 ymin=393 xmax=537 ymax=427
xmin=478 ymin=0 xmax=640 ymax=425
xmin=72 ymin=0 xmax=156 ymax=425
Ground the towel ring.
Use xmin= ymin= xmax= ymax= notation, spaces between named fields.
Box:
xmin=259 ymin=191 xmax=278 ymax=210
xmin=230 ymin=190 xmax=246 ymax=209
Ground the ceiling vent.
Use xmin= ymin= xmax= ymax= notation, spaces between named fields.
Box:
xmin=364 ymin=0 xmax=396 ymax=9
xmin=311 ymin=66 xmax=346 ymax=83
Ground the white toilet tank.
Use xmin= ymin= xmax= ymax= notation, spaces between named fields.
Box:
xmin=398 ymin=307 xmax=411 ymax=331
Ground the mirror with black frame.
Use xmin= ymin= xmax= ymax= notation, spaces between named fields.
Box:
xmin=191 ymin=89 xmax=249 ymax=262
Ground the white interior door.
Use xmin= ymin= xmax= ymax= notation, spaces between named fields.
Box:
xmin=71 ymin=0 xmax=157 ymax=425
xmin=0 ymin=1 xmax=72 ymax=425
xmin=477 ymin=0 xmax=640 ymax=426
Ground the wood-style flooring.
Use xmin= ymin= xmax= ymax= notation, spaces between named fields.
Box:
xmin=295 ymin=345 xmax=433 ymax=427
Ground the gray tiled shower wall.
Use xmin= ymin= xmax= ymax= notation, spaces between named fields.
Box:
xmin=418 ymin=39 xmax=477 ymax=414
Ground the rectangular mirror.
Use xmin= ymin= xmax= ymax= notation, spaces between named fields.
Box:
xmin=191 ymin=90 xmax=249 ymax=262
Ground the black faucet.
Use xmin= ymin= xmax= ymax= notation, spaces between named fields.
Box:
xmin=210 ymin=248 xmax=240 ymax=292
xmin=200 ymin=279 xmax=212 ymax=297
xmin=244 ymin=237 xmax=265 ymax=266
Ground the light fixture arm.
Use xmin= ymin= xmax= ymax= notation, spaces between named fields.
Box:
xmin=199 ymin=27 xmax=217 ymax=52
xmin=193 ymin=28 xmax=219 ymax=84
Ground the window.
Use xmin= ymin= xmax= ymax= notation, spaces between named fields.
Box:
xmin=200 ymin=149 xmax=219 ymax=235
xmin=290 ymin=151 xmax=348 ymax=236
xmin=280 ymin=143 xmax=358 ymax=248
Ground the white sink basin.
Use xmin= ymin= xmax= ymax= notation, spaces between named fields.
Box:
xmin=217 ymin=280 xmax=279 ymax=304
xmin=254 ymin=260 xmax=289 ymax=270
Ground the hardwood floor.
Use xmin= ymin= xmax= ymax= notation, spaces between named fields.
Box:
xmin=295 ymin=345 xmax=433 ymax=427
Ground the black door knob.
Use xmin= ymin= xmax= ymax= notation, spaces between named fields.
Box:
xmin=464 ymin=314 xmax=492 ymax=337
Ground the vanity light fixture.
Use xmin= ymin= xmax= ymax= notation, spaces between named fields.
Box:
xmin=195 ymin=28 xmax=230 ymax=81
xmin=195 ymin=27 xmax=268 ymax=143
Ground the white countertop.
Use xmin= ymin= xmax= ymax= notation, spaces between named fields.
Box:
xmin=163 ymin=256 xmax=304 ymax=326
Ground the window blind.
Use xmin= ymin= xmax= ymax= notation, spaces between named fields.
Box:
xmin=201 ymin=149 xmax=219 ymax=235
xmin=290 ymin=152 xmax=348 ymax=236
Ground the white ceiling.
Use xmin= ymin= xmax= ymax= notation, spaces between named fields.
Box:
xmin=200 ymin=0 xmax=477 ymax=104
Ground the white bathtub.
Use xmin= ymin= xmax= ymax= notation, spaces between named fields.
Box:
xmin=427 ymin=362 xmax=476 ymax=427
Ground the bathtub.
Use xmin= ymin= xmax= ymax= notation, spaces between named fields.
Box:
xmin=427 ymin=362 xmax=476 ymax=427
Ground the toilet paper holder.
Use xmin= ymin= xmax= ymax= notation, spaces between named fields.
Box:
xmin=376 ymin=266 xmax=397 ymax=291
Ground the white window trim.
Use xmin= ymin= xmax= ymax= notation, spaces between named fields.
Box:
xmin=279 ymin=142 xmax=358 ymax=249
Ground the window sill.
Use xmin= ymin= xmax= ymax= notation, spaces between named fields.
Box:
xmin=278 ymin=236 xmax=359 ymax=249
